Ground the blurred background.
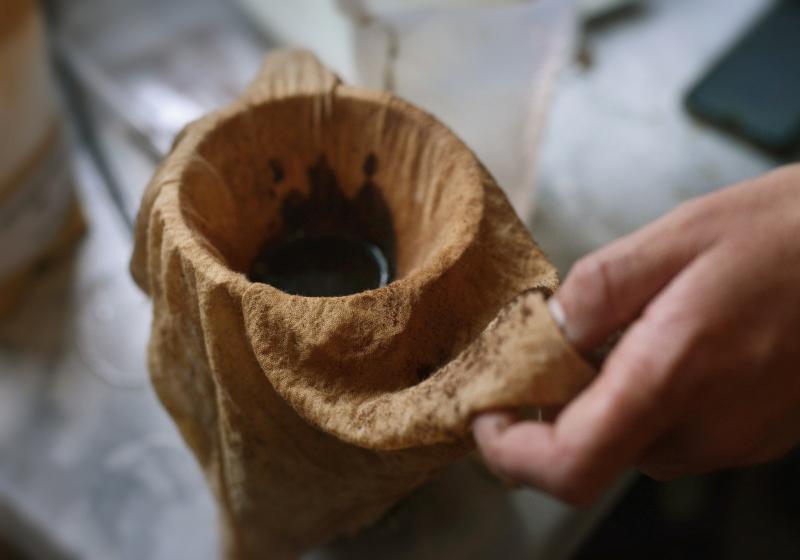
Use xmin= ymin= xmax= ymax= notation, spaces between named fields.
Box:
xmin=1 ymin=0 xmax=798 ymax=558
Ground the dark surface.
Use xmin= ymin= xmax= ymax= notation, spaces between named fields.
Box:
xmin=574 ymin=448 xmax=800 ymax=559
xmin=685 ymin=0 xmax=800 ymax=156
xmin=250 ymin=233 xmax=389 ymax=297
xmin=0 ymin=538 xmax=27 ymax=560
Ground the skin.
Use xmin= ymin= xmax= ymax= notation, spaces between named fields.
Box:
xmin=473 ymin=163 xmax=800 ymax=505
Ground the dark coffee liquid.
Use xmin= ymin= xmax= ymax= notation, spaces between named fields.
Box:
xmin=249 ymin=155 xmax=395 ymax=296
xmin=250 ymin=233 xmax=390 ymax=297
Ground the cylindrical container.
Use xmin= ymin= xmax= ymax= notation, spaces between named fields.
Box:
xmin=0 ymin=0 xmax=84 ymax=316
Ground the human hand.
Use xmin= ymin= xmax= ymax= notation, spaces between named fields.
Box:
xmin=474 ymin=164 xmax=800 ymax=504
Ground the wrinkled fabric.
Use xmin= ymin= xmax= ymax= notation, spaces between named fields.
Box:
xmin=131 ymin=51 xmax=593 ymax=559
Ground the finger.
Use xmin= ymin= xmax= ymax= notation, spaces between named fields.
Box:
xmin=473 ymin=412 xmax=561 ymax=490
xmin=615 ymin=249 xmax=755 ymax=480
xmin=555 ymin=202 xmax=714 ymax=351
xmin=474 ymin=312 xmax=691 ymax=504
xmin=473 ymin=411 xmax=515 ymax=440
xmin=475 ymin=236 xmax=713 ymax=502
xmin=473 ymin=411 xmax=519 ymax=483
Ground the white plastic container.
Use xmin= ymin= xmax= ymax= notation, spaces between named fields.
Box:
xmin=236 ymin=0 xmax=578 ymax=221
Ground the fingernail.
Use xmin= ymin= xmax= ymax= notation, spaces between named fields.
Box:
xmin=548 ymin=297 xmax=575 ymax=344
xmin=473 ymin=412 xmax=513 ymax=435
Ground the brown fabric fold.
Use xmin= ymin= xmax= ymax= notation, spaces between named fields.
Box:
xmin=131 ymin=50 xmax=594 ymax=559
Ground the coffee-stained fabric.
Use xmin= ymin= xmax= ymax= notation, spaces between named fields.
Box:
xmin=131 ymin=50 xmax=593 ymax=559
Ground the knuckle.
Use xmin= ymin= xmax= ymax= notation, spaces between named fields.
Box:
xmin=611 ymin=341 xmax=661 ymax=385
xmin=573 ymin=255 xmax=611 ymax=295
xmin=589 ymin=385 xmax=630 ymax=436
xmin=643 ymin=281 xmax=706 ymax=342
xmin=613 ymin=317 xmax=700 ymax=406
xmin=570 ymin=255 xmax=619 ymax=318
xmin=646 ymin=295 xmax=696 ymax=333
xmin=570 ymin=256 xmax=598 ymax=285
xmin=568 ymin=257 xmax=600 ymax=298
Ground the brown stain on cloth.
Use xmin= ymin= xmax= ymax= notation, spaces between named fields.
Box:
xmin=261 ymin=154 xmax=396 ymax=277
